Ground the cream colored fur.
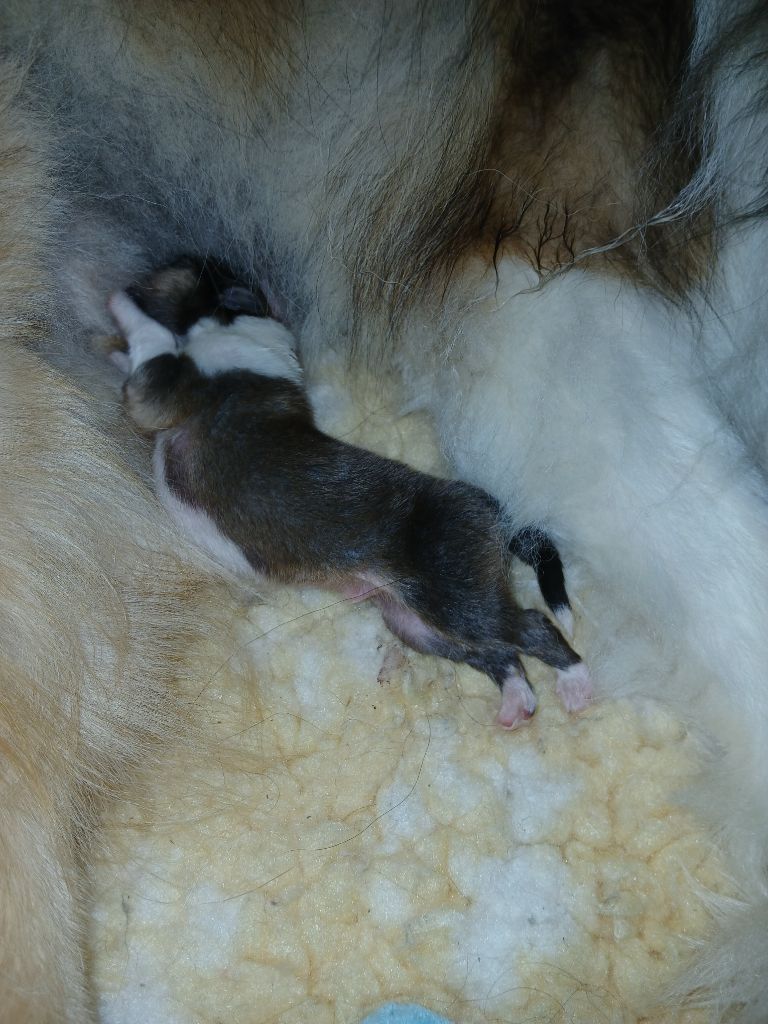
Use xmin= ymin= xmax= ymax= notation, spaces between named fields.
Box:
xmin=0 ymin=62 xmax=247 ymax=1023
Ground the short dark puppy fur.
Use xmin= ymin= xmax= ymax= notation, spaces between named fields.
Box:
xmin=108 ymin=259 xmax=591 ymax=727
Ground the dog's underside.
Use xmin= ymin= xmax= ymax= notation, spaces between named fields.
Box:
xmin=1 ymin=0 xmax=768 ymax=1020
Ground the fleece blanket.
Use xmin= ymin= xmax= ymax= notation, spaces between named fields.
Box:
xmin=89 ymin=356 xmax=728 ymax=1024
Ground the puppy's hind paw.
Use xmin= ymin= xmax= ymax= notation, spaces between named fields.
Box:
xmin=497 ymin=668 xmax=537 ymax=729
xmin=556 ymin=662 xmax=593 ymax=713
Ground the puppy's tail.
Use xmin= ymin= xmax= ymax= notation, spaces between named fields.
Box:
xmin=509 ymin=527 xmax=573 ymax=636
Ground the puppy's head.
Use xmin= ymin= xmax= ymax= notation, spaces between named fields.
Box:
xmin=127 ymin=256 xmax=269 ymax=333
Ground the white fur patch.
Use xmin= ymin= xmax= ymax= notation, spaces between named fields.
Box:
xmin=108 ymin=291 xmax=178 ymax=371
xmin=553 ymin=605 xmax=574 ymax=638
xmin=184 ymin=316 xmax=302 ymax=384
xmin=152 ymin=437 xmax=255 ymax=579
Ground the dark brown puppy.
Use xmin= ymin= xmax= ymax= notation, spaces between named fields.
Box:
xmin=128 ymin=258 xmax=576 ymax=633
xmin=109 ymin=264 xmax=591 ymax=727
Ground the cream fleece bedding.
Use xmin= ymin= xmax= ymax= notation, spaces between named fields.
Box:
xmin=90 ymin=358 xmax=727 ymax=1024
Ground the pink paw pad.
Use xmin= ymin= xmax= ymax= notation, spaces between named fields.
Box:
xmin=497 ymin=669 xmax=537 ymax=729
xmin=556 ymin=662 xmax=593 ymax=713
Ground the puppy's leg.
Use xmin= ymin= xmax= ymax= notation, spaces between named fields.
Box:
xmin=509 ymin=527 xmax=573 ymax=635
xmin=109 ymin=290 xmax=207 ymax=431
xmin=384 ymin=537 xmax=588 ymax=720
xmin=495 ymin=657 xmax=537 ymax=728
xmin=422 ymin=589 xmax=589 ymax=719
xmin=375 ymin=596 xmax=538 ymax=728
xmin=437 ymin=604 xmax=591 ymax=722
xmin=507 ymin=608 xmax=592 ymax=712
xmin=464 ymin=648 xmax=539 ymax=728
xmin=108 ymin=290 xmax=178 ymax=372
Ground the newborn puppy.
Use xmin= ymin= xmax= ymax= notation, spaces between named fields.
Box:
xmin=108 ymin=264 xmax=592 ymax=727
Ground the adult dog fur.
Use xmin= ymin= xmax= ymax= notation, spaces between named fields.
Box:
xmin=1 ymin=0 xmax=768 ymax=1019
xmin=0 ymin=60 xmax=244 ymax=1023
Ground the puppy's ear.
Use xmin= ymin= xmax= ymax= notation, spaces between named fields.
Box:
xmin=218 ymin=285 xmax=269 ymax=318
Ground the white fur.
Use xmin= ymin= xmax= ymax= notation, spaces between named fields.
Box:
xmin=658 ymin=4 xmax=768 ymax=1013
xmin=108 ymin=291 xmax=177 ymax=371
xmin=666 ymin=0 xmax=768 ymax=226
xmin=184 ymin=316 xmax=302 ymax=383
xmin=553 ymin=605 xmax=574 ymax=638
xmin=108 ymin=294 xmax=303 ymax=387
xmin=400 ymin=256 xmax=768 ymax=1018
xmin=408 ymin=257 xmax=768 ymax=791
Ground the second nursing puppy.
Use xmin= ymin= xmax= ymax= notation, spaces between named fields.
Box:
xmin=108 ymin=264 xmax=591 ymax=728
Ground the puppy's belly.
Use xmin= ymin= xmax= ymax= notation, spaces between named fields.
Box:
xmin=153 ymin=433 xmax=256 ymax=578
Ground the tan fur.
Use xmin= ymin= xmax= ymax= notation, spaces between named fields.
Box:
xmin=481 ymin=1 xmax=709 ymax=293
xmin=0 ymin=60 xmax=242 ymax=1022
xmin=117 ymin=0 xmax=296 ymax=95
